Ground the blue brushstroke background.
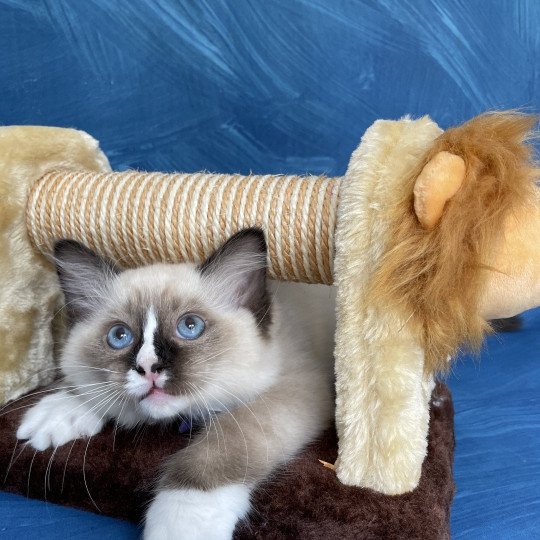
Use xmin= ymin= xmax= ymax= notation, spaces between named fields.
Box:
xmin=0 ymin=1 xmax=538 ymax=538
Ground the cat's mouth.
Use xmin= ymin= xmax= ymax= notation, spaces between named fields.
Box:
xmin=141 ymin=386 xmax=168 ymax=400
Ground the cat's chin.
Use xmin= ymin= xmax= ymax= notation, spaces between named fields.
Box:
xmin=139 ymin=391 xmax=191 ymax=421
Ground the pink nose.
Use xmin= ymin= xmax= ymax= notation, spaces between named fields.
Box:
xmin=145 ymin=371 xmax=159 ymax=382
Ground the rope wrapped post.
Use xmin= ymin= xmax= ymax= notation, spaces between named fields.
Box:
xmin=27 ymin=171 xmax=340 ymax=285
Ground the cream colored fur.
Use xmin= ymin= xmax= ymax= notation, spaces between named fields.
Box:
xmin=0 ymin=126 xmax=110 ymax=405
xmin=333 ymin=117 xmax=442 ymax=494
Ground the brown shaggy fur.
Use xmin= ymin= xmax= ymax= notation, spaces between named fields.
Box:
xmin=370 ymin=111 xmax=538 ymax=373
xmin=0 ymin=382 xmax=455 ymax=539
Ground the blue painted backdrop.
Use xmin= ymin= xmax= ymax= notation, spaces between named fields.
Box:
xmin=0 ymin=1 xmax=538 ymax=538
xmin=1 ymin=0 xmax=538 ymax=175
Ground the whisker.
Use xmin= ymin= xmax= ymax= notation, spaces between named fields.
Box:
xmin=112 ymin=394 xmax=129 ymax=451
xmin=67 ymin=363 xmax=123 ymax=375
xmin=0 ymin=382 xmax=120 ymax=419
xmin=182 ymin=383 xmax=214 ymax=452
xmin=200 ymin=375 xmax=275 ymax=459
xmin=61 ymin=439 xmax=77 ymax=494
xmin=44 ymin=445 xmax=59 ymax=497
xmin=26 ymin=448 xmax=38 ymax=497
xmin=187 ymin=382 xmax=227 ymax=456
xmin=3 ymin=439 xmax=19 ymax=484
xmin=0 ymin=381 xmax=119 ymax=416
xmin=81 ymin=390 xmax=123 ymax=512
xmin=190 ymin=383 xmax=250 ymax=484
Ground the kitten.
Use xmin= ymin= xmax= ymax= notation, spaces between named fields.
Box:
xmin=17 ymin=229 xmax=336 ymax=539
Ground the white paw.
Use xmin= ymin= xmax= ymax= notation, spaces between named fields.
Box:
xmin=144 ymin=484 xmax=251 ymax=540
xmin=16 ymin=390 xmax=104 ymax=450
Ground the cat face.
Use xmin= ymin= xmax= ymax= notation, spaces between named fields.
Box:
xmin=54 ymin=230 xmax=278 ymax=422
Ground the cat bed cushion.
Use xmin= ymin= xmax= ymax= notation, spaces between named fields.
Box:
xmin=0 ymin=382 xmax=454 ymax=539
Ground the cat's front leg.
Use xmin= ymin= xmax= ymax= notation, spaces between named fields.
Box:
xmin=144 ymin=396 xmax=278 ymax=539
xmin=16 ymin=389 xmax=106 ymax=450
xmin=144 ymin=484 xmax=250 ymax=540
xmin=144 ymin=377 xmax=331 ymax=540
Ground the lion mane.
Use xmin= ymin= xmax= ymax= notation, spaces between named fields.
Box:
xmin=370 ymin=111 xmax=539 ymax=373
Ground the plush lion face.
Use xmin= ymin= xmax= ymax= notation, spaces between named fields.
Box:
xmin=479 ymin=191 xmax=540 ymax=319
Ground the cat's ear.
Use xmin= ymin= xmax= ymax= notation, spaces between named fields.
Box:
xmin=54 ymin=239 xmax=119 ymax=321
xmin=199 ymin=228 xmax=270 ymax=318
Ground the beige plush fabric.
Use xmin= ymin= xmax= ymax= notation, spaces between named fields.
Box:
xmin=0 ymin=126 xmax=110 ymax=405
xmin=333 ymin=117 xmax=443 ymax=494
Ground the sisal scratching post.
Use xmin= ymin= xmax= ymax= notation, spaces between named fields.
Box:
xmin=27 ymin=171 xmax=340 ymax=284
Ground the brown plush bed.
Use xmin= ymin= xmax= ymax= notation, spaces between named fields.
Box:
xmin=0 ymin=382 xmax=454 ymax=539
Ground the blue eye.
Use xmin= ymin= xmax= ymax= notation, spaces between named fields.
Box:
xmin=107 ymin=324 xmax=134 ymax=349
xmin=176 ymin=314 xmax=205 ymax=340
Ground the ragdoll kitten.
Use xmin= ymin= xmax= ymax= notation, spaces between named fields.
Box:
xmin=17 ymin=228 xmax=335 ymax=539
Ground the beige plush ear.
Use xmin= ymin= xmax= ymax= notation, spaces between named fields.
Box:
xmin=413 ymin=151 xmax=466 ymax=229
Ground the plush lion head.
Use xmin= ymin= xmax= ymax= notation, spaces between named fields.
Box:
xmin=371 ymin=111 xmax=539 ymax=373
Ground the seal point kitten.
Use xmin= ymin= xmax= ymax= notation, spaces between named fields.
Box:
xmin=17 ymin=228 xmax=335 ymax=539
